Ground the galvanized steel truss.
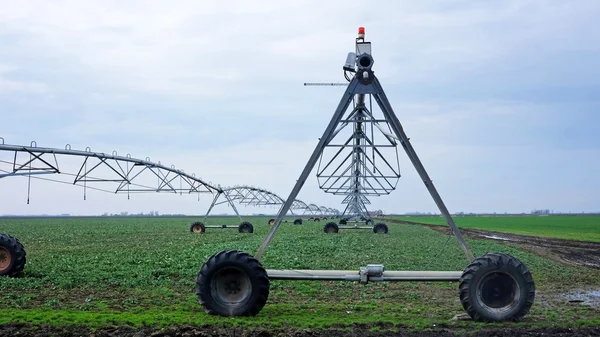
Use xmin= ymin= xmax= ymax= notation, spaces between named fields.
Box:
xmin=256 ymin=44 xmax=474 ymax=261
xmin=0 ymin=139 xmax=339 ymax=218
xmin=314 ymin=73 xmax=402 ymax=222
xmin=0 ymin=141 xmax=217 ymax=202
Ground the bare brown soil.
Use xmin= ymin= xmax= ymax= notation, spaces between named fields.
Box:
xmin=385 ymin=219 xmax=600 ymax=269
xmin=1 ymin=323 xmax=599 ymax=337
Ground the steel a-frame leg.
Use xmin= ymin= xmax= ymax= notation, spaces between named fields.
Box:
xmin=223 ymin=192 xmax=243 ymax=223
xmin=255 ymin=75 xmax=474 ymax=261
xmin=369 ymin=77 xmax=474 ymax=261
xmin=202 ymin=192 xmax=221 ymax=222
xmin=255 ymin=78 xmax=361 ymax=259
xmin=203 ymin=191 xmax=244 ymax=223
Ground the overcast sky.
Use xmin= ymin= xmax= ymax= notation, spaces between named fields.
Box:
xmin=1 ymin=1 xmax=599 ymax=216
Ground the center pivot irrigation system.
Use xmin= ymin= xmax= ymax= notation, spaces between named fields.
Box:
xmin=191 ymin=185 xmax=284 ymax=234
xmin=307 ymin=33 xmax=402 ymax=235
xmin=190 ymin=185 xmax=340 ymax=233
xmin=0 ymin=138 xmax=338 ymax=275
xmin=0 ymin=27 xmax=536 ymax=323
xmin=0 ymin=139 xmax=337 ymax=235
xmin=324 ymin=194 xmax=389 ymax=234
xmin=195 ymin=28 xmax=536 ymax=322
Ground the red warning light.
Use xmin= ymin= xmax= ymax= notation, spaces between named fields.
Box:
xmin=358 ymin=26 xmax=365 ymax=40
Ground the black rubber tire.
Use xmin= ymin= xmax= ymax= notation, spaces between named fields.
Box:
xmin=308 ymin=217 xmax=314 ymax=221
xmin=196 ymin=250 xmax=270 ymax=316
xmin=238 ymin=222 xmax=254 ymax=233
xmin=190 ymin=222 xmax=206 ymax=233
xmin=373 ymin=223 xmax=388 ymax=234
xmin=459 ymin=253 xmax=535 ymax=322
xmin=268 ymin=219 xmax=275 ymax=225
xmin=323 ymin=222 xmax=339 ymax=234
xmin=339 ymin=219 xmax=347 ymax=225
xmin=293 ymin=218 xmax=302 ymax=225
xmin=0 ymin=234 xmax=26 ymax=277
xmin=314 ymin=217 xmax=320 ymax=222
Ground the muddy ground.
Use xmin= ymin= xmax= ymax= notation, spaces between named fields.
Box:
xmin=1 ymin=323 xmax=599 ymax=337
xmin=385 ymin=219 xmax=600 ymax=269
xmin=385 ymin=218 xmax=600 ymax=309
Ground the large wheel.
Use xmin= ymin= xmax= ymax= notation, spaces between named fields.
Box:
xmin=196 ymin=250 xmax=270 ymax=316
xmin=323 ymin=222 xmax=339 ymax=234
xmin=190 ymin=222 xmax=206 ymax=233
xmin=293 ymin=218 xmax=302 ymax=225
xmin=373 ymin=223 xmax=388 ymax=234
xmin=339 ymin=218 xmax=347 ymax=225
xmin=238 ymin=222 xmax=254 ymax=233
xmin=268 ymin=219 xmax=275 ymax=225
xmin=0 ymin=234 xmax=26 ymax=277
xmin=459 ymin=253 xmax=535 ymax=322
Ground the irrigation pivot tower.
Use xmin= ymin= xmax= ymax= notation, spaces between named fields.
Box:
xmin=196 ymin=27 xmax=536 ymax=322
xmin=310 ymin=28 xmax=401 ymax=228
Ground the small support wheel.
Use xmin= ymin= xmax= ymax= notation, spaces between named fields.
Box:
xmin=373 ymin=223 xmax=388 ymax=234
xmin=339 ymin=219 xmax=347 ymax=225
xmin=323 ymin=222 xmax=339 ymax=234
xmin=314 ymin=217 xmax=320 ymax=222
xmin=238 ymin=222 xmax=254 ymax=233
xmin=268 ymin=219 xmax=275 ymax=225
xmin=293 ymin=218 xmax=302 ymax=225
xmin=0 ymin=234 xmax=26 ymax=277
xmin=459 ymin=253 xmax=535 ymax=322
xmin=196 ymin=250 xmax=270 ymax=316
xmin=190 ymin=222 xmax=206 ymax=233
xmin=366 ymin=219 xmax=374 ymax=226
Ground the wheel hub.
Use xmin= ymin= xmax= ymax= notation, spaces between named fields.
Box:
xmin=211 ymin=266 xmax=252 ymax=306
xmin=0 ymin=247 xmax=11 ymax=271
xmin=478 ymin=272 xmax=520 ymax=311
xmin=225 ymin=280 xmax=242 ymax=294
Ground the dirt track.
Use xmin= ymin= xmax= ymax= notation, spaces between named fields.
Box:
xmin=385 ymin=218 xmax=600 ymax=269
xmin=1 ymin=323 xmax=599 ymax=337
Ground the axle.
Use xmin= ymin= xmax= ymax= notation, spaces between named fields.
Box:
xmin=267 ymin=266 xmax=462 ymax=283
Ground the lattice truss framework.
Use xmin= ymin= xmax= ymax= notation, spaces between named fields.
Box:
xmin=0 ymin=139 xmax=339 ymax=215
xmin=0 ymin=141 xmax=217 ymax=200
xmin=316 ymin=93 xmax=402 ymax=198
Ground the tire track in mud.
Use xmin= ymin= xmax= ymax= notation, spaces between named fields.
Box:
xmin=383 ymin=218 xmax=600 ymax=269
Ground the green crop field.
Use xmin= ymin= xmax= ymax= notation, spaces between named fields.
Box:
xmin=388 ymin=215 xmax=600 ymax=242
xmin=0 ymin=216 xmax=599 ymax=333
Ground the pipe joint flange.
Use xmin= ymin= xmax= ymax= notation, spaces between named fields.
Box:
xmin=359 ymin=264 xmax=385 ymax=284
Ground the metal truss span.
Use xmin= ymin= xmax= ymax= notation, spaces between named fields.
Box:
xmin=203 ymin=186 xmax=339 ymax=222
xmin=0 ymin=140 xmax=219 ymax=201
xmin=220 ymin=185 xmax=285 ymax=206
xmin=0 ymin=139 xmax=340 ymax=218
